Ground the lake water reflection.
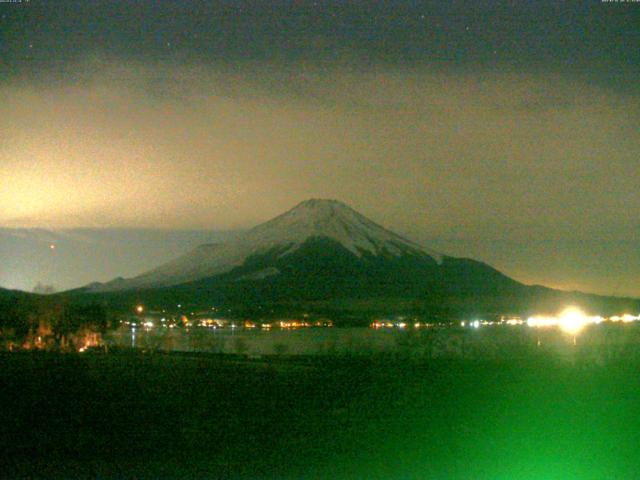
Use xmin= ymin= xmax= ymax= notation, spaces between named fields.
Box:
xmin=106 ymin=323 xmax=640 ymax=362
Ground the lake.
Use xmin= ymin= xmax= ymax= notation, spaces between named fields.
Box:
xmin=106 ymin=322 xmax=640 ymax=363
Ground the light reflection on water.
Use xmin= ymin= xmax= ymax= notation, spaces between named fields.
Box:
xmin=107 ymin=323 xmax=640 ymax=361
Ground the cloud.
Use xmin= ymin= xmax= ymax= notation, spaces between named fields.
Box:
xmin=0 ymin=59 xmax=638 ymax=241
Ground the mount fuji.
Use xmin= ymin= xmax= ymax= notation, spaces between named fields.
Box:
xmin=87 ymin=199 xmax=515 ymax=293
xmin=77 ymin=199 xmax=638 ymax=317
xmin=90 ymin=199 xmax=444 ymax=291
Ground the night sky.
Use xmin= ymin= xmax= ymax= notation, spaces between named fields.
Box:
xmin=1 ymin=0 xmax=639 ymax=296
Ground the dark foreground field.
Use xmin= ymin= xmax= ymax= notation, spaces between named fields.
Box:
xmin=1 ymin=352 xmax=640 ymax=479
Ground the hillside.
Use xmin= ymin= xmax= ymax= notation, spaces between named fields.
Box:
xmin=69 ymin=200 xmax=640 ymax=320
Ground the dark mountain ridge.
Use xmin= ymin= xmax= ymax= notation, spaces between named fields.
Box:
xmin=66 ymin=200 xmax=640 ymax=320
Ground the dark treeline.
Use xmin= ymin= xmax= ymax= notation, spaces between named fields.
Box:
xmin=0 ymin=290 xmax=111 ymax=351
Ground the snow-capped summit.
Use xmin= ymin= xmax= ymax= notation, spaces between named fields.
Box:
xmin=244 ymin=198 xmax=440 ymax=258
xmin=88 ymin=199 xmax=442 ymax=291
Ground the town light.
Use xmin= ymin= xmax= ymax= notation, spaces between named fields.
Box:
xmin=558 ymin=306 xmax=588 ymax=335
xmin=135 ymin=305 xmax=144 ymax=314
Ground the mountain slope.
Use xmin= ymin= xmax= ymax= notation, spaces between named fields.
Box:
xmin=89 ymin=199 xmax=443 ymax=292
xmin=77 ymin=199 xmax=639 ymax=318
xmin=170 ymin=236 xmax=524 ymax=305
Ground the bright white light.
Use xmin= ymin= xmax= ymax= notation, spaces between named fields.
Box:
xmin=472 ymin=320 xmax=480 ymax=329
xmin=558 ymin=307 xmax=588 ymax=335
xmin=526 ymin=307 xmax=608 ymax=336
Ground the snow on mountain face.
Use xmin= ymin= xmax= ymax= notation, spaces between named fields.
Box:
xmin=245 ymin=199 xmax=438 ymax=258
xmin=89 ymin=199 xmax=442 ymax=291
